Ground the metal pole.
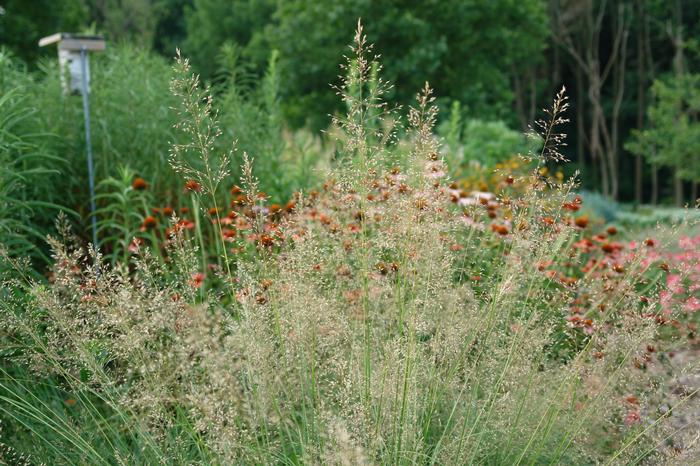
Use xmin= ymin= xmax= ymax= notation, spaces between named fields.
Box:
xmin=79 ymin=47 xmax=98 ymax=254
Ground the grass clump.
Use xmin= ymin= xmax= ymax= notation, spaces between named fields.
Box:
xmin=1 ymin=23 xmax=695 ymax=465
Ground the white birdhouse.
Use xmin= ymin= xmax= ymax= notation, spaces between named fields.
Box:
xmin=38 ymin=33 xmax=106 ymax=95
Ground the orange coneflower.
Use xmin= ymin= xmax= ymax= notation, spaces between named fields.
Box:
xmin=208 ymin=207 xmax=219 ymax=216
xmin=189 ymin=272 xmax=205 ymax=289
xmin=222 ymin=228 xmax=237 ymax=241
xmin=601 ymin=243 xmax=615 ymax=254
xmin=606 ymin=226 xmax=618 ymax=235
xmin=142 ymin=216 xmax=157 ymax=229
xmin=491 ymin=224 xmax=509 ymax=236
xmin=574 ymin=215 xmax=589 ymax=229
xmin=259 ymin=234 xmax=275 ymax=247
xmin=185 ymin=179 xmax=201 ymax=193
xmin=562 ymin=201 xmax=580 ymax=212
xmin=163 ymin=206 xmax=174 ymax=216
xmin=132 ymin=177 xmax=148 ymax=190
xmin=231 ymin=185 xmax=242 ymax=195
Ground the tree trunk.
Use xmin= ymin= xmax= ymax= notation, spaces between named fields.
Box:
xmin=513 ymin=67 xmax=528 ymax=131
xmin=643 ymin=2 xmax=658 ymax=204
xmin=635 ymin=0 xmax=646 ymax=204
xmin=575 ymin=66 xmax=586 ymax=167
xmin=674 ymin=171 xmax=684 ymax=206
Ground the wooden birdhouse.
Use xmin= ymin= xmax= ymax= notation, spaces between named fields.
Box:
xmin=38 ymin=33 xmax=106 ymax=95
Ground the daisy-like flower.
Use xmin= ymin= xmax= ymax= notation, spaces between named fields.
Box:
xmin=185 ymin=179 xmax=201 ymax=193
xmin=142 ymin=215 xmax=157 ymax=229
xmin=574 ymin=216 xmax=589 ymax=228
xmin=132 ymin=177 xmax=148 ymax=190
xmin=189 ymin=272 xmax=205 ymax=289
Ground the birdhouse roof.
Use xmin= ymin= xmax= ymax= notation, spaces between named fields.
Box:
xmin=39 ymin=33 xmax=106 ymax=51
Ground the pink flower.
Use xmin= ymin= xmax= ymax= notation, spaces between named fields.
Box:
xmin=684 ymin=296 xmax=700 ymax=312
xmin=667 ymin=274 xmax=684 ymax=294
xmin=679 ymin=236 xmax=694 ymax=250
xmin=624 ymin=410 xmax=641 ymax=426
xmin=128 ymin=237 xmax=144 ymax=254
xmin=660 ymin=290 xmax=673 ymax=310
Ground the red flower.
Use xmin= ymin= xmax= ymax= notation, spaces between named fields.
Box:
xmin=574 ymin=216 xmax=589 ymax=228
xmin=606 ymin=226 xmax=618 ymax=235
xmin=222 ymin=228 xmax=237 ymax=241
xmin=163 ymin=206 xmax=174 ymax=216
xmin=563 ymin=202 xmax=580 ymax=212
xmin=259 ymin=234 xmax=275 ymax=247
xmin=142 ymin=216 xmax=157 ymax=229
xmin=189 ymin=272 xmax=205 ymax=289
xmin=185 ymin=179 xmax=201 ymax=193
xmin=491 ymin=224 xmax=509 ymax=236
xmin=132 ymin=177 xmax=148 ymax=190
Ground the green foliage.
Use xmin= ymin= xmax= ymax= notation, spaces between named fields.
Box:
xmin=262 ymin=0 xmax=549 ymax=128
xmin=183 ymin=0 xmax=274 ymax=79
xmin=460 ymin=119 xmax=535 ymax=166
xmin=94 ymin=166 xmax=152 ymax=265
xmin=438 ymin=103 xmax=539 ymax=172
xmin=626 ymin=74 xmax=700 ymax=184
xmin=2 ymin=45 xmax=183 ymax=232
xmin=0 ymin=0 xmax=88 ymax=64
xmin=0 ymin=52 xmax=68 ymax=268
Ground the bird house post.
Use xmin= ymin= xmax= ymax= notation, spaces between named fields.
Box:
xmin=39 ymin=33 xmax=106 ymax=256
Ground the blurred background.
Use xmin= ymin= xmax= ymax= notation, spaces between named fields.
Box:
xmin=1 ymin=1 xmax=699 ymax=259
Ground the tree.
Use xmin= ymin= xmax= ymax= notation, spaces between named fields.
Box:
xmin=265 ymin=0 xmax=549 ymax=128
xmin=552 ymin=0 xmax=631 ymax=200
xmin=183 ymin=0 xmax=274 ymax=80
xmin=626 ymin=74 xmax=700 ymax=205
xmin=0 ymin=0 xmax=87 ymax=64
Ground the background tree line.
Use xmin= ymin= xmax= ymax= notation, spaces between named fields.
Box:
xmin=1 ymin=0 xmax=699 ymax=205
